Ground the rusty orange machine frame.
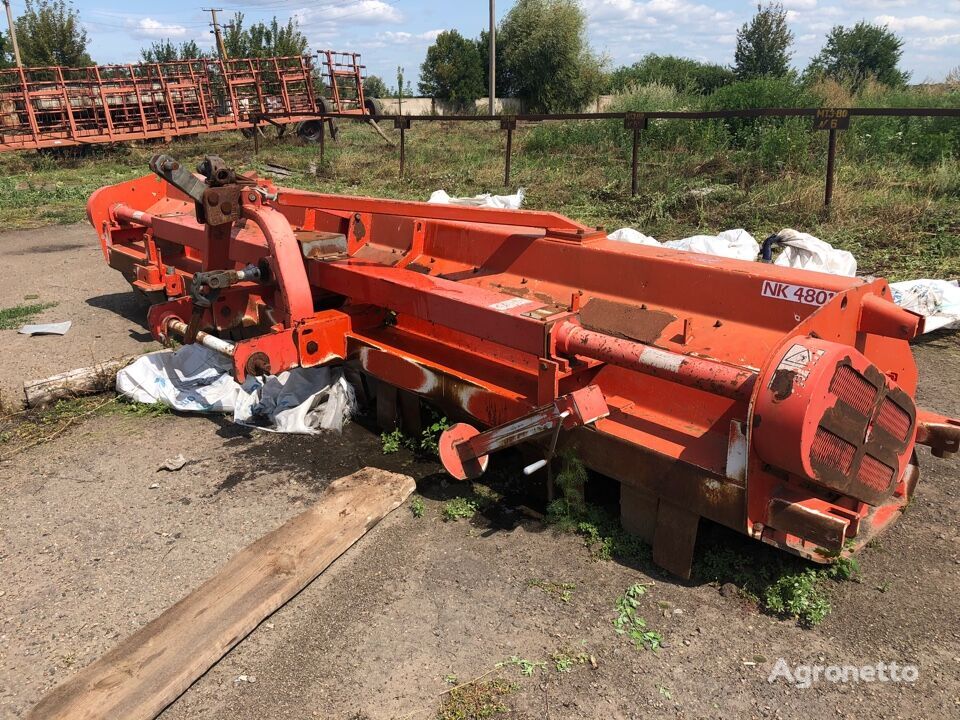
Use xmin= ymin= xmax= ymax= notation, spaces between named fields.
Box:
xmin=87 ymin=156 xmax=960 ymax=577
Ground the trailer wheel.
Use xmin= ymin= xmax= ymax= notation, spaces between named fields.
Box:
xmin=296 ymin=120 xmax=324 ymax=143
xmin=364 ymin=97 xmax=384 ymax=118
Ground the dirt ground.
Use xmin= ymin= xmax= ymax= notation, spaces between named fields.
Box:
xmin=1 ymin=224 xmax=959 ymax=720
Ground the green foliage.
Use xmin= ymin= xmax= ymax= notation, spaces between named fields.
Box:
xmin=16 ymin=0 xmax=92 ymax=67
xmin=141 ymin=39 xmax=203 ymax=64
xmin=696 ymin=545 xmax=860 ymax=626
xmin=807 ymin=22 xmax=909 ymax=91
xmin=379 ymin=413 xmax=449 ymax=456
xmin=410 ymin=496 xmax=425 ymax=518
xmin=609 ymin=54 xmax=735 ymax=95
xmin=442 ymin=497 xmax=478 ymax=521
xmin=764 ymin=569 xmax=831 ymax=625
xmin=496 ymin=655 xmax=546 ymax=676
xmin=419 ymin=30 xmax=485 ymax=104
xmin=612 ymin=583 xmax=663 ymax=651
xmin=0 ymin=28 xmax=13 ymax=68
xmin=545 ymin=451 xmax=651 ymax=563
xmin=437 ymin=678 xmax=515 ymax=720
xmin=0 ymin=301 xmax=57 ymax=330
xmin=499 ymin=0 xmax=604 ymax=112
xmin=380 ymin=428 xmax=404 ymax=454
xmin=734 ymin=2 xmax=794 ymax=80
xmin=223 ymin=13 xmax=308 ymax=59
xmin=551 ymin=648 xmax=588 ymax=672
xmin=419 ymin=413 xmax=450 ymax=457
xmin=362 ymin=75 xmax=389 ymax=99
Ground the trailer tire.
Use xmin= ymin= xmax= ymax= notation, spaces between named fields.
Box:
xmin=364 ymin=97 xmax=384 ymax=118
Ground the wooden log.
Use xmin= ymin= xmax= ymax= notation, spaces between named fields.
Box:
xmin=26 ymin=467 xmax=417 ymax=720
xmin=22 ymin=356 xmax=136 ymax=407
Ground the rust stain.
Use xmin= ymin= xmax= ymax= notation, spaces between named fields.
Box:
xmin=580 ymin=297 xmax=676 ymax=344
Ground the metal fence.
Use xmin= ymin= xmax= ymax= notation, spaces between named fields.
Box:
xmin=251 ymin=106 xmax=960 ymax=207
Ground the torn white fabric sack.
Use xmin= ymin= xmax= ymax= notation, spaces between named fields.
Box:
xmin=116 ymin=344 xmax=239 ymax=412
xmin=607 ymin=228 xmax=759 ymax=261
xmin=772 ymin=228 xmax=857 ymax=277
xmin=428 ymin=187 xmax=525 ymax=209
xmin=234 ymin=367 xmax=356 ymax=434
xmin=606 ymin=228 xmax=660 ymax=246
xmin=890 ymin=279 xmax=960 ymax=333
xmin=663 ymin=228 xmax=759 ymax=262
xmin=116 ymin=344 xmax=357 ymax=432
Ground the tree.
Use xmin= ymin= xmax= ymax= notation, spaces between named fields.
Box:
xmin=609 ymin=54 xmax=735 ymax=94
xmin=0 ymin=31 xmax=12 ymax=68
xmin=476 ymin=29 xmax=507 ymax=98
xmin=223 ymin=13 xmax=308 ymax=58
xmin=419 ymin=30 xmax=484 ymax=103
xmin=499 ymin=0 xmax=604 ymax=112
xmin=141 ymin=39 xmax=203 ymax=64
xmin=16 ymin=0 xmax=92 ymax=66
xmin=734 ymin=2 xmax=793 ymax=80
xmin=807 ymin=22 xmax=909 ymax=90
xmin=362 ymin=75 xmax=389 ymax=98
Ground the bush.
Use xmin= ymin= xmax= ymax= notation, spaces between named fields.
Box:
xmin=608 ymin=54 xmax=735 ymax=95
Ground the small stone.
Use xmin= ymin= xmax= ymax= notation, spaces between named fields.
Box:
xmin=149 ymin=483 xmax=160 ymax=490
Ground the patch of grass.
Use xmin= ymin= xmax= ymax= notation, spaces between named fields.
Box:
xmin=380 ymin=428 xmax=404 ymax=454
xmin=496 ymin=656 xmax=546 ymax=677
xmin=0 ymin=301 xmax=58 ymax=330
xmin=695 ymin=543 xmax=860 ymax=626
xmin=442 ymin=497 xmax=478 ymax=522
xmin=526 ymin=578 xmax=575 ymax=603
xmin=379 ymin=411 xmax=450 ymax=457
xmin=410 ymin=496 xmax=426 ymax=518
xmin=437 ymin=678 xmax=516 ymax=720
xmin=546 ymin=451 xmax=651 ymax=563
xmin=551 ymin=648 xmax=589 ymax=673
xmin=612 ymin=582 xmax=663 ymax=651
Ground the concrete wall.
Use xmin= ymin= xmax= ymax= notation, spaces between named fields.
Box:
xmin=375 ymin=97 xmax=525 ymax=116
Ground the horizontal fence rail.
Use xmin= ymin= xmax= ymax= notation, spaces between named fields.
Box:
xmin=250 ymin=106 xmax=960 ymax=207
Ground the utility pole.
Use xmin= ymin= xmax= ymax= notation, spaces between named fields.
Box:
xmin=3 ymin=0 xmax=22 ymax=68
xmin=204 ymin=7 xmax=227 ymax=60
xmin=488 ymin=0 xmax=495 ymax=114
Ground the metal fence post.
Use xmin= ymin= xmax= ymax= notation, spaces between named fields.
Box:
xmin=501 ymin=116 xmax=517 ymax=188
xmin=812 ymin=108 xmax=850 ymax=207
xmin=624 ymin=112 xmax=647 ymax=198
xmin=824 ymin=127 xmax=837 ymax=207
xmin=394 ymin=116 xmax=411 ymax=179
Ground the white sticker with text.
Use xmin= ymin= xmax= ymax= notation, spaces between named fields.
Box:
xmin=761 ymin=280 xmax=836 ymax=306
xmin=489 ymin=296 xmax=534 ymax=312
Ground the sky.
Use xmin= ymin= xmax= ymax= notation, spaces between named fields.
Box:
xmin=16 ymin=0 xmax=960 ymax=85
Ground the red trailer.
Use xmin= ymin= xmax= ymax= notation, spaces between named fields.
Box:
xmin=0 ymin=51 xmax=372 ymax=152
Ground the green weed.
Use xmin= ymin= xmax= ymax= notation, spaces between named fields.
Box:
xmin=410 ymin=496 xmax=426 ymax=518
xmin=696 ymin=544 xmax=860 ymax=626
xmin=496 ymin=656 xmax=546 ymax=677
xmin=551 ymin=648 xmax=589 ymax=672
xmin=546 ymin=451 xmax=651 ymax=563
xmin=0 ymin=302 xmax=58 ymax=330
xmin=442 ymin=497 xmax=478 ymax=521
xmin=437 ymin=678 xmax=516 ymax=720
xmin=612 ymin=583 xmax=663 ymax=651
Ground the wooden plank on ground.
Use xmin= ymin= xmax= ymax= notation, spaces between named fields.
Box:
xmin=23 ymin=356 xmax=137 ymax=407
xmin=27 ymin=467 xmax=416 ymax=720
